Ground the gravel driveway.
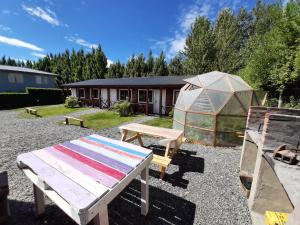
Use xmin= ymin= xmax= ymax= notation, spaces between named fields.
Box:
xmin=0 ymin=109 xmax=251 ymax=225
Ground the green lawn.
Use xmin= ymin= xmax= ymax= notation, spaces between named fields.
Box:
xmin=143 ymin=116 xmax=174 ymax=128
xmin=20 ymin=104 xmax=89 ymax=118
xmin=78 ymin=111 xmax=142 ymax=130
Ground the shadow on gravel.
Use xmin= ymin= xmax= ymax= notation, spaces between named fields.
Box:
xmin=109 ymin=179 xmax=196 ymax=225
xmin=148 ymin=145 xmax=204 ymax=189
xmin=8 ymin=179 xmax=195 ymax=225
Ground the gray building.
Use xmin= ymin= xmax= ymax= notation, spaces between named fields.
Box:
xmin=0 ymin=65 xmax=58 ymax=92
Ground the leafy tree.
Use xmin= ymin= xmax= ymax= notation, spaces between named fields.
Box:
xmin=107 ymin=60 xmax=125 ymax=78
xmin=146 ymin=49 xmax=154 ymax=75
xmin=214 ymin=9 xmax=243 ymax=73
xmin=169 ymin=54 xmax=184 ymax=75
xmin=152 ymin=51 xmax=168 ymax=76
xmin=184 ymin=16 xmax=215 ymax=74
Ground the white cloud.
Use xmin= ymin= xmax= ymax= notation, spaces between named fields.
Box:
xmin=31 ymin=52 xmax=46 ymax=58
xmin=0 ymin=35 xmax=44 ymax=52
xmin=107 ymin=59 xmax=113 ymax=67
xmin=2 ymin=10 xmax=11 ymax=14
xmin=22 ymin=4 xmax=60 ymax=26
xmin=0 ymin=25 xmax=12 ymax=32
xmin=65 ymin=35 xmax=98 ymax=49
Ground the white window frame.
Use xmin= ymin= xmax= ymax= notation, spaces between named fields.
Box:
xmin=119 ymin=89 xmax=131 ymax=101
xmin=8 ymin=73 xmax=24 ymax=83
xmin=138 ymin=89 xmax=153 ymax=103
xmin=91 ymin=88 xmax=100 ymax=99
xmin=173 ymin=89 xmax=180 ymax=105
xmin=78 ymin=88 xmax=85 ymax=99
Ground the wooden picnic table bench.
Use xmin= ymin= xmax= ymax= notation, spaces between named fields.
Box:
xmin=0 ymin=171 xmax=9 ymax=224
xmin=119 ymin=123 xmax=183 ymax=179
xmin=17 ymin=134 xmax=153 ymax=225
xmin=25 ymin=107 xmax=37 ymax=116
xmin=64 ymin=116 xmax=84 ymax=127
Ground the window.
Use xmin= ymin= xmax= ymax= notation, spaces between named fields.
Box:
xmin=173 ymin=90 xmax=180 ymax=105
xmin=138 ymin=89 xmax=153 ymax=103
xmin=43 ymin=76 xmax=48 ymax=84
xmin=119 ymin=89 xmax=130 ymax=101
xmin=79 ymin=88 xmax=85 ymax=98
xmin=36 ymin=75 xmax=42 ymax=84
xmin=8 ymin=73 xmax=23 ymax=83
xmin=92 ymin=88 xmax=99 ymax=99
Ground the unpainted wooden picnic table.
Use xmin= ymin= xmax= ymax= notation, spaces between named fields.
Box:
xmin=17 ymin=134 xmax=153 ymax=225
xmin=119 ymin=123 xmax=183 ymax=179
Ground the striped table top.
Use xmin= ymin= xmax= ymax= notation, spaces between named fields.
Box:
xmin=17 ymin=134 xmax=152 ymax=212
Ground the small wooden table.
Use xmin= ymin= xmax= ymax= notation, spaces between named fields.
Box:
xmin=17 ymin=134 xmax=152 ymax=225
xmin=119 ymin=123 xmax=183 ymax=179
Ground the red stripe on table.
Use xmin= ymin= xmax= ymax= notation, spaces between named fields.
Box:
xmin=79 ymin=137 xmax=143 ymax=160
xmin=52 ymin=144 xmax=125 ymax=181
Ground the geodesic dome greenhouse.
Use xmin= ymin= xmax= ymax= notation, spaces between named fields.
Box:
xmin=173 ymin=71 xmax=264 ymax=146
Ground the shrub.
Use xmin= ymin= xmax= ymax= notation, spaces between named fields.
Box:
xmin=26 ymin=87 xmax=63 ymax=105
xmin=113 ymin=100 xmax=133 ymax=116
xmin=168 ymin=108 xmax=174 ymax=117
xmin=65 ymin=96 xmax=79 ymax=108
xmin=0 ymin=88 xmax=64 ymax=109
xmin=0 ymin=92 xmax=32 ymax=109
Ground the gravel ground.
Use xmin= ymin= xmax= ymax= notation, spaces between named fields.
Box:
xmin=0 ymin=109 xmax=251 ymax=225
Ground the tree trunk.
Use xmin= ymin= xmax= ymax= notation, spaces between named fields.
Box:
xmin=278 ymin=90 xmax=283 ymax=108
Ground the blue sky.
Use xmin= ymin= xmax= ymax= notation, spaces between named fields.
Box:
xmin=0 ymin=0 xmax=273 ymax=65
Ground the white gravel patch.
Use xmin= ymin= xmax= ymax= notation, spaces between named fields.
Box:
xmin=0 ymin=109 xmax=251 ymax=225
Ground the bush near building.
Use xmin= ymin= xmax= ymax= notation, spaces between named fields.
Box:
xmin=0 ymin=88 xmax=64 ymax=109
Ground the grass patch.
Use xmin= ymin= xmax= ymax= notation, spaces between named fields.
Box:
xmin=20 ymin=104 xmax=89 ymax=118
xmin=78 ymin=111 xmax=142 ymax=130
xmin=143 ymin=116 xmax=173 ymax=128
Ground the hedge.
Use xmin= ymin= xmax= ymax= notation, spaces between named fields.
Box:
xmin=0 ymin=87 xmax=64 ymax=109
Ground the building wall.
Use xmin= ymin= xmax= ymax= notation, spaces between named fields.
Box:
xmin=73 ymin=86 xmax=181 ymax=115
xmin=0 ymin=71 xmax=57 ymax=92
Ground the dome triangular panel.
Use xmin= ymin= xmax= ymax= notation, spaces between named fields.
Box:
xmin=197 ymin=71 xmax=224 ymax=86
xmin=206 ymin=77 xmax=232 ymax=92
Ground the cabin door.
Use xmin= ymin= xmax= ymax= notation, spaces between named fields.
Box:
xmin=110 ymin=89 xmax=117 ymax=105
xmin=101 ymin=88 xmax=108 ymax=108
xmin=153 ymin=89 xmax=160 ymax=114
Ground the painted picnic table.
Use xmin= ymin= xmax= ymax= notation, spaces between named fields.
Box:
xmin=119 ymin=123 xmax=183 ymax=179
xmin=17 ymin=134 xmax=153 ymax=225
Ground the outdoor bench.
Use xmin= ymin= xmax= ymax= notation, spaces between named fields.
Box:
xmin=0 ymin=171 xmax=9 ymax=224
xmin=25 ymin=107 xmax=37 ymax=115
xmin=119 ymin=123 xmax=183 ymax=179
xmin=64 ymin=116 xmax=84 ymax=127
xmin=17 ymin=134 xmax=152 ymax=225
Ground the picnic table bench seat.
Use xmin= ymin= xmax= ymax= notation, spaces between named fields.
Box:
xmin=17 ymin=134 xmax=152 ymax=225
xmin=119 ymin=123 xmax=183 ymax=179
xmin=25 ymin=107 xmax=37 ymax=115
xmin=64 ymin=116 xmax=84 ymax=127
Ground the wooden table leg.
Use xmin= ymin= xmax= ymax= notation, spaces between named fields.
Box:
xmin=159 ymin=166 xmax=166 ymax=180
xmin=121 ymin=130 xmax=128 ymax=141
xmin=33 ymin=184 xmax=45 ymax=217
xmin=92 ymin=205 xmax=109 ymax=225
xmin=141 ymin=166 xmax=149 ymax=216
xmin=137 ymin=134 xmax=144 ymax=147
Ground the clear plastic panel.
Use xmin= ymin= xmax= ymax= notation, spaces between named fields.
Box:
xmin=216 ymin=115 xmax=247 ymax=132
xmin=228 ymin=76 xmax=251 ymax=91
xmin=189 ymin=91 xmax=214 ymax=113
xmin=173 ymin=120 xmax=185 ymax=131
xmin=186 ymin=112 xmax=215 ymax=130
xmin=216 ymin=132 xmax=243 ymax=146
xmin=230 ymin=75 xmax=252 ymax=89
xmin=219 ymin=95 xmax=246 ymax=115
xmin=235 ymin=91 xmax=252 ymax=110
xmin=183 ymin=88 xmax=202 ymax=110
xmin=206 ymin=77 xmax=232 ymax=92
xmin=185 ymin=126 xmax=214 ymax=145
xmin=173 ymin=108 xmax=186 ymax=124
xmin=205 ymin=89 xmax=231 ymax=112
xmin=184 ymin=76 xmax=202 ymax=87
xmin=253 ymin=90 xmax=266 ymax=105
xmin=198 ymin=72 xmax=224 ymax=86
